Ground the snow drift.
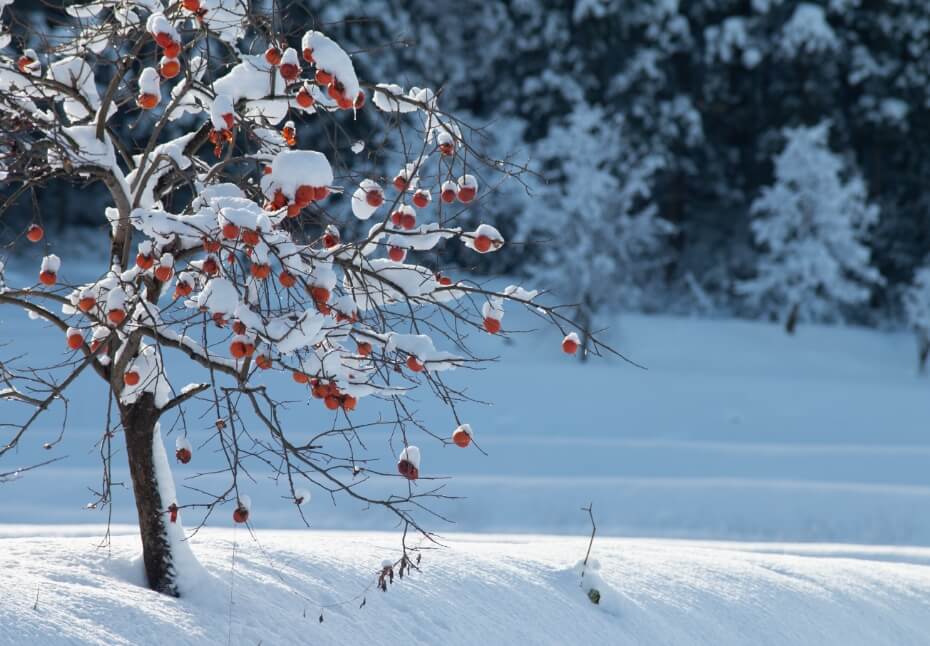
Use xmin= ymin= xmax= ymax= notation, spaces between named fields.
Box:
xmin=1 ymin=528 xmax=929 ymax=646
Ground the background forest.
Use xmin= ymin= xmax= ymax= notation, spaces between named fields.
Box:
xmin=7 ymin=1 xmax=930 ymax=339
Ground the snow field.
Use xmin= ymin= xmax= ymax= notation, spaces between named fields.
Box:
xmin=2 ymin=529 xmax=930 ymax=646
xmin=4 ymin=258 xmax=930 ymax=544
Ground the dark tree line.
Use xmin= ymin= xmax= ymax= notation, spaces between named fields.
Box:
xmin=5 ymin=0 xmax=930 ymax=329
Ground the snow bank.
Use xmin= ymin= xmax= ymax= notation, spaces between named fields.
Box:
xmin=1 ymin=530 xmax=929 ymax=645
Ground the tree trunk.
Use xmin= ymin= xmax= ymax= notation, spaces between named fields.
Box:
xmin=121 ymin=393 xmax=178 ymax=596
xmin=918 ymin=332 xmax=929 ymax=375
xmin=784 ymin=303 xmax=799 ymax=335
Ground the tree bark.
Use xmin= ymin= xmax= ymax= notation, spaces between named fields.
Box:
xmin=784 ymin=303 xmax=799 ymax=335
xmin=918 ymin=332 xmax=929 ymax=375
xmin=120 ymin=392 xmax=178 ymax=596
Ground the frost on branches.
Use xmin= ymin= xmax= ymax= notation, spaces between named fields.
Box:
xmin=739 ymin=122 xmax=882 ymax=334
xmin=520 ymin=106 xmax=673 ymax=358
xmin=0 ymin=2 xmax=618 ymax=597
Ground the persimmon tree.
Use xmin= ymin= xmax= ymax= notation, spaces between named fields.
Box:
xmin=0 ymin=1 xmax=619 ymax=597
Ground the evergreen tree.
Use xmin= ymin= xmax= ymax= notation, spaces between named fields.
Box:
xmin=521 ymin=106 xmax=673 ymax=358
xmin=739 ymin=122 xmax=882 ymax=333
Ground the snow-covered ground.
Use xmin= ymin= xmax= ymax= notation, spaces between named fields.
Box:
xmin=2 ymin=527 xmax=930 ymax=646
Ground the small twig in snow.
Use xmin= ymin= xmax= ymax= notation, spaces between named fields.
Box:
xmin=581 ymin=502 xmax=596 ymax=571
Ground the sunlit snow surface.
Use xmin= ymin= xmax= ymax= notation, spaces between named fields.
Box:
xmin=2 ymin=528 xmax=930 ymax=646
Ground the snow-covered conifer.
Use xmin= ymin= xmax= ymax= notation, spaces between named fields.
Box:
xmin=521 ymin=106 xmax=673 ymax=358
xmin=739 ymin=122 xmax=882 ymax=334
